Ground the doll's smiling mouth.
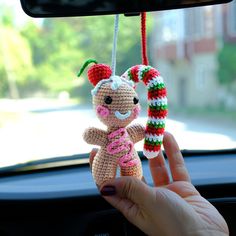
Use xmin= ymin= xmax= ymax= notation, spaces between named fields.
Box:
xmin=114 ymin=110 xmax=131 ymax=120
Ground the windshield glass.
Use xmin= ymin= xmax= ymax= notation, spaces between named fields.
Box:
xmin=0 ymin=1 xmax=236 ymax=168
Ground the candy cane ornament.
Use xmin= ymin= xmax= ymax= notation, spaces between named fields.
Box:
xmin=122 ymin=65 xmax=168 ymax=159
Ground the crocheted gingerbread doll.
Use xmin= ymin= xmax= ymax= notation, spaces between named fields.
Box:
xmin=80 ymin=60 xmax=167 ymax=186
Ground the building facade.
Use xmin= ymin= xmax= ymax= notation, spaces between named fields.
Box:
xmin=151 ymin=1 xmax=236 ymax=110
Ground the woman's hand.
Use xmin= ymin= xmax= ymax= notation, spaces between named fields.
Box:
xmin=93 ymin=132 xmax=229 ymax=236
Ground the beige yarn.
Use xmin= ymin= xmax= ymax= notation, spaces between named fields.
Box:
xmin=83 ymin=82 xmax=145 ymax=186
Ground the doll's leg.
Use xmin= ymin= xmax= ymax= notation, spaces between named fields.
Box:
xmin=120 ymin=152 xmax=143 ymax=179
xmin=92 ymin=150 xmax=118 ymax=187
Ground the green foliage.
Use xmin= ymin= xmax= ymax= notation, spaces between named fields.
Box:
xmin=0 ymin=4 xmax=14 ymax=27
xmin=0 ymin=6 xmax=153 ymax=101
xmin=21 ymin=18 xmax=87 ymax=97
xmin=73 ymin=15 xmax=153 ymax=73
xmin=0 ymin=27 xmax=33 ymax=80
xmin=218 ymin=43 xmax=236 ymax=88
xmin=0 ymin=13 xmax=33 ymax=97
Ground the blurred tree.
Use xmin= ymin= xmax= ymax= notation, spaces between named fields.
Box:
xmin=218 ymin=43 xmax=236 ymax=91
xmin=0 ymin=7 xmax=33 ymax=98
xmin=72 ymin=15 xmax=153 ymax=73
xmin=20 ymin=14 xmax=153 ymax=102
xmin=0 ymin=5 xmax=14 ymax=27
xmin=65 ymin=15 xmax=147 ymax=102
xmin=21 ymin=18 xmax=86 ymax=97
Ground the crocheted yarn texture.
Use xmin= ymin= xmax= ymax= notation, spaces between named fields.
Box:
xmin=82 ymin=63 xmax=167 ymax=186
xmin=122 ymin=65 xmax=168 ymax=158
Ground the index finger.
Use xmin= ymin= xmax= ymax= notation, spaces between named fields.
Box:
xmin=163 ymin=132 xmax=191 ymax=182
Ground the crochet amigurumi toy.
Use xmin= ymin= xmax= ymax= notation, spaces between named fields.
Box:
xmin=79 ymin=60 xmax=167 ymax=186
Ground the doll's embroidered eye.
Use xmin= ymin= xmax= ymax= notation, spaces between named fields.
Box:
xmin=133 ymin=97 xmax=139 ymax=104
xmin=104 ymin=96 xmax=113 ymax=104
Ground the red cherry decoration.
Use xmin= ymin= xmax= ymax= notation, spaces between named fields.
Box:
xmin=88 ymin=63 xmax=112 ymax=86
xmin=78 ymin=59 xmax=112 ymax=86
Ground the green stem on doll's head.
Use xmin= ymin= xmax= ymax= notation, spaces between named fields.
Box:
xmin=77 ymin=59 xmax=98 ymax=77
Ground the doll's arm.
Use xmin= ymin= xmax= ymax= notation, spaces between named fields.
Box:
xmin=127 ymin=124 xmax=145 ymax=144
xmin=83 ymin=127 xmax=108 ymax=146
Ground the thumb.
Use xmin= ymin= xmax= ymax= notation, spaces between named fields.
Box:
xmin=100 ymin=177 xmax=153 ymax=218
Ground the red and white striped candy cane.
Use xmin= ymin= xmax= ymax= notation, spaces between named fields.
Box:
xmin=122 ymin=65 xmax=168 ymax=159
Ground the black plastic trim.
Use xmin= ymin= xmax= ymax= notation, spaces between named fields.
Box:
xmin=20 ymin=0 xmax=232 ymax=18
xmin=0 ymin=148 xmax=236 ymax=177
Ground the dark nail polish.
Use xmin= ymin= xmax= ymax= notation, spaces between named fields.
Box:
xmin=100 ymin=185 xmax=116 ymax=196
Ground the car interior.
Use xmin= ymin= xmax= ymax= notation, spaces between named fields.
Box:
xmin=0 ymin=0 xmax=235 ymax=235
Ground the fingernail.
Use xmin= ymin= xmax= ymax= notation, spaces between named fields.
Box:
xmin=100 ymin=185 xmax=116 ymax=196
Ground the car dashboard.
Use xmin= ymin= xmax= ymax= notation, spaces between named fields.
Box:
xmin=0 ymin=150 xmax=235 ymax=236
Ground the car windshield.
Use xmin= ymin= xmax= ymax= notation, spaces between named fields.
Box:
xmin=0 ymin=0 xmax=236 ymax=168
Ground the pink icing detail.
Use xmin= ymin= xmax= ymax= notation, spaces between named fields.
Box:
xmin=133 ymin=106 xmax=141 ymax=119
xmin=96 ymin=105 xmax=110 ymax=118
xmin=119 ymin=141 xmax=137 ymax=167
xmin=107 ymin=128 xmax=138 ymax=167
xmin=108 ymin=128 xmax=126 ymax=139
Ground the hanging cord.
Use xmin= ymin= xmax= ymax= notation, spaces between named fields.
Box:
xmin=111 ymin=14 xmax=120 ymax=76
xmin=141 ymin=12 xmax=149 ymax=66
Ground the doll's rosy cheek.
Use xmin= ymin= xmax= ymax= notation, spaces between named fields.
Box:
xmin=133 ymin=106 xmax=141 ymax=118
xmin=96 ymin=105 xmax=110 ymax=118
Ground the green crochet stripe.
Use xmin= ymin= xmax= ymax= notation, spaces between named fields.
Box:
xmin=147 ymin=122 xmax=165 ymax=129
xmin=149 ymin=104 xmax=168 ymax=111
xmin=128 ymin=69 xmax=133 ymax=81
xmin=140 ymin=66 xmax=152 ymax=81
xmin=148 ymin=83 xmax=166 ymax=91
xmin=144 ymin=139 xmax=163 ymax=146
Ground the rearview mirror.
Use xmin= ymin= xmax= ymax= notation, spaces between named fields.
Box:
xmin=20 ymin=0 xmax=232 ymax=18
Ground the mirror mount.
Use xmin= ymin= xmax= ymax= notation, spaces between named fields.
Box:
xmin=124 ymin=13 xmax=140 ymax=17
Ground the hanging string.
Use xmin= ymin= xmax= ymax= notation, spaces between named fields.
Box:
xmin=141 ymin=12 xmax=149 ymax=66
xmin=111 ymin=14 xmax=120 ymax=76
